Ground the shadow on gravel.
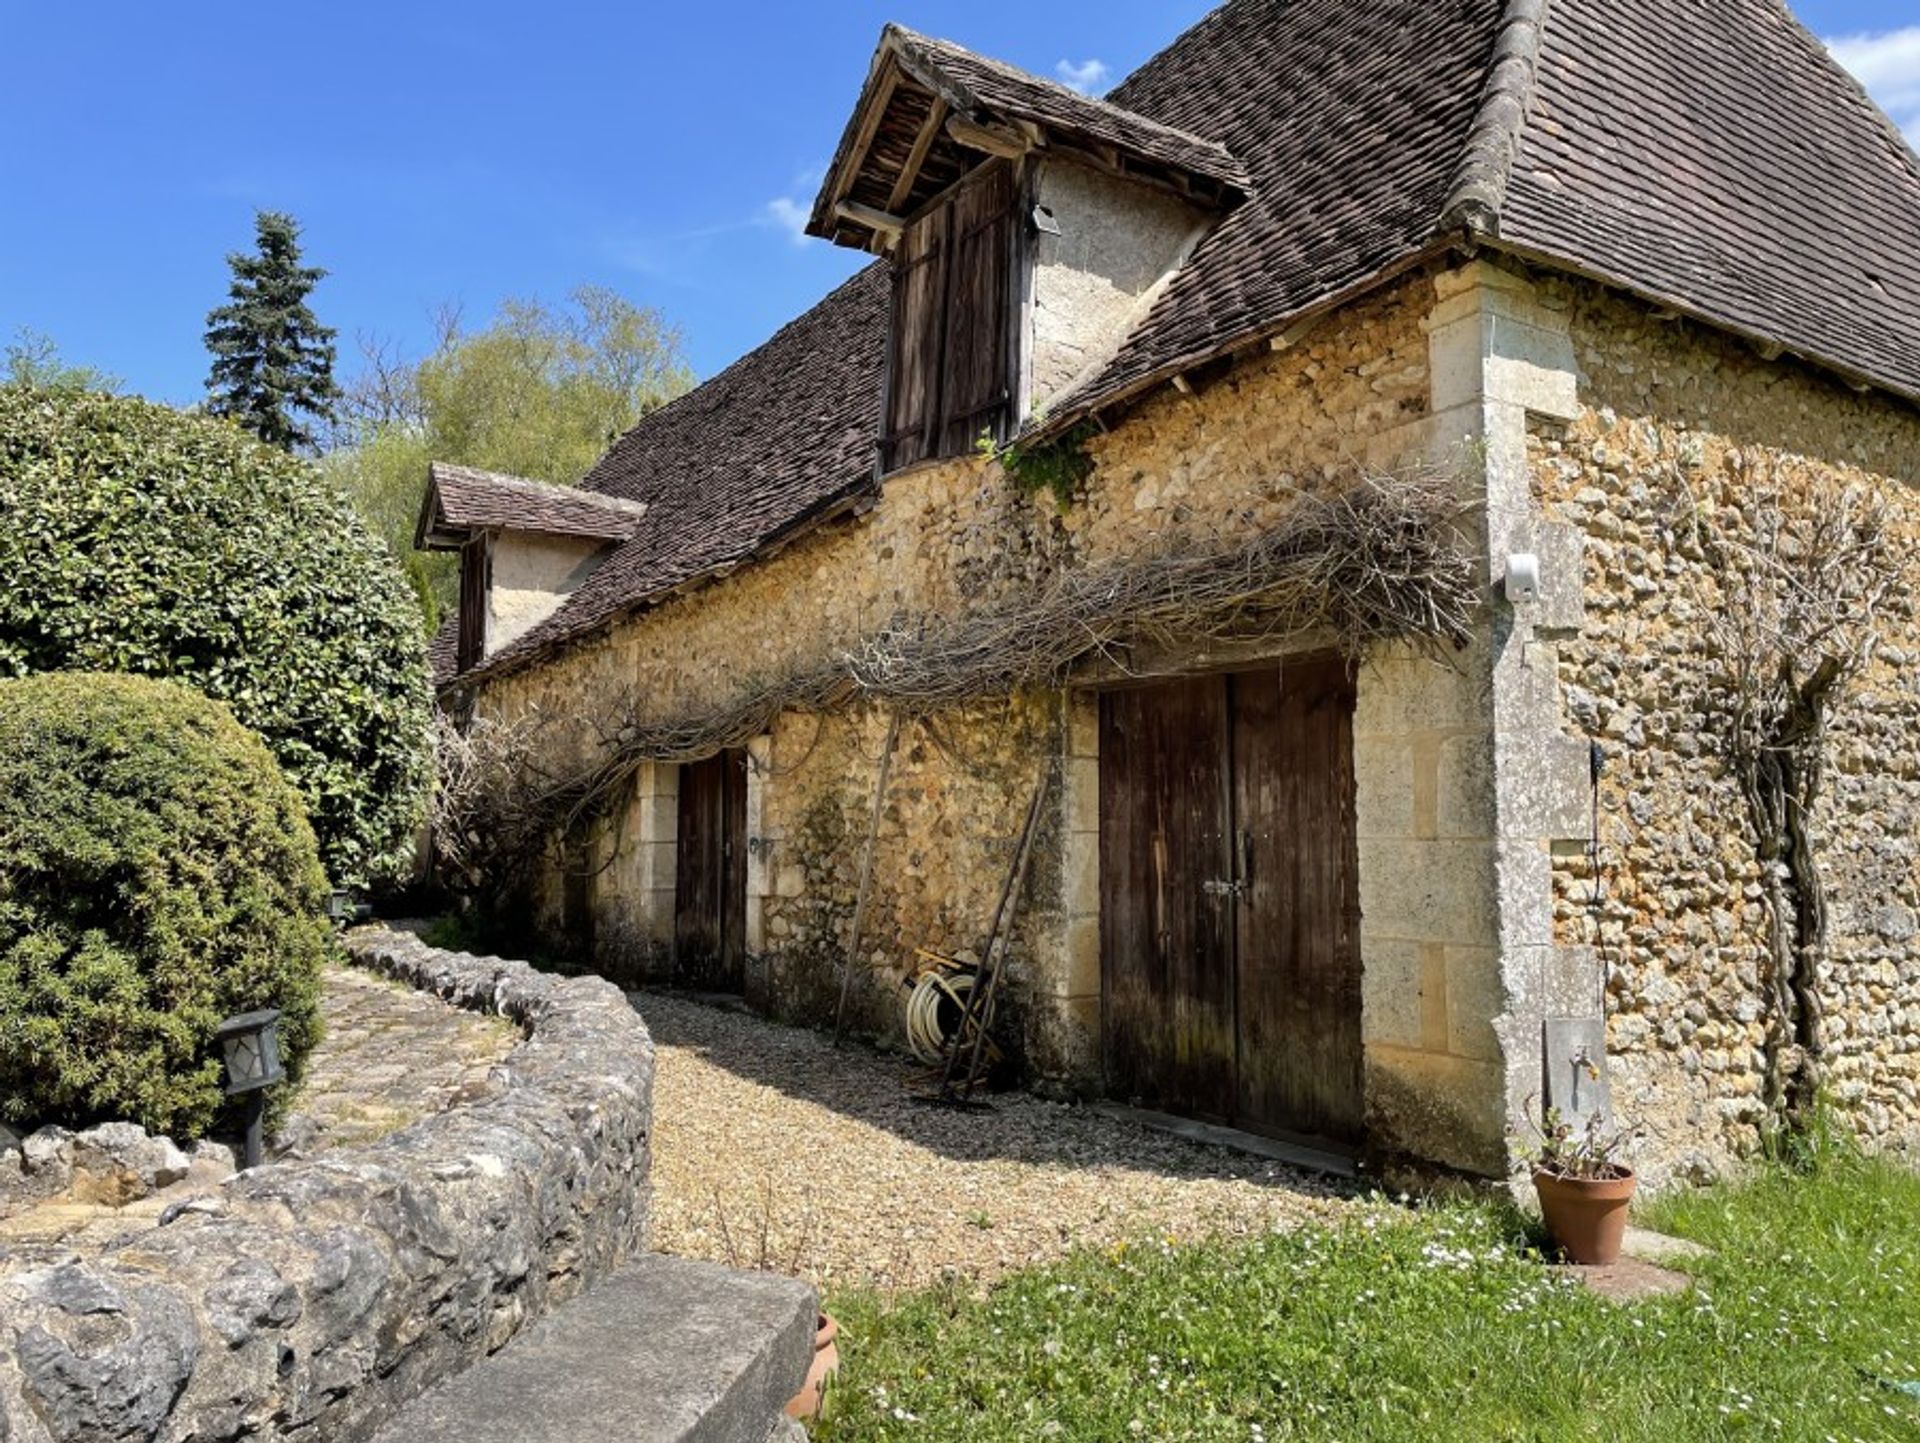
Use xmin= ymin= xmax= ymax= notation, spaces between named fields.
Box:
xmin=628 ymin=988 xmax=1360 ymax=1198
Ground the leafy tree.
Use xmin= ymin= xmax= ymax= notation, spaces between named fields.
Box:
xmin=3 ymin=328 xmax=122 ymax=394
xmin=326 ymin=287 xmax=690 ymax=626
xmin=205 ymin=210 xmax=341 ymax=452
xmin=0 ymin=387 xmax=432 ymax=887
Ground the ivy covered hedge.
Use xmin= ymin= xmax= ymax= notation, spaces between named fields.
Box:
xmin=0 ymin=673 xmax=330 ymax=1139
xmin=0 ymin=387 xmax=431 ymax=885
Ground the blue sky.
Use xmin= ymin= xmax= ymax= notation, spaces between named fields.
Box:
xmin=2 ymin=3 xmax=1914 ymax=406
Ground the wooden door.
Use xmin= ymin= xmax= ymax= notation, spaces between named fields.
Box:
xmin=1098 ymin=661 xmax=1364 ymax=1146
xmin=1230 ymin=660 xmax=1364 ymax=1145
xmin=675 ymin=749 xmax=748 ymax=991
xmin=1099 ymin=676 xmax=1237 ymax=1123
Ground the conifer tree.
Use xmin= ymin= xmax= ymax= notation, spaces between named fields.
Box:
xmin=204 ymin=211 xmax=340 ymax=451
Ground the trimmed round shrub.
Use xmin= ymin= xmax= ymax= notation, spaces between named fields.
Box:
xmin=0 ymin=387 xmax=431 ymax=886
xmin=0 ymin=673 xmax=330 ymax=1139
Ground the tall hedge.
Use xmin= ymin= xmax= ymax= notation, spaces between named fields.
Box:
xmin=0 ymin=387 xmax=431 ymax=885
xmin=0 ymin=673 xmax=331 ymax=1139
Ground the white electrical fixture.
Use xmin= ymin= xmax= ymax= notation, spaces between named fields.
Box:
xmin=1505 ymin=552 xmax=1542 ymax=605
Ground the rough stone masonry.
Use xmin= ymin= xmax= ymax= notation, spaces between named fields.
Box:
xmin=476 ymin=259 xmax=1920 ymax=1185
xmin=0 ymin=931 xmax=653 ymax=1443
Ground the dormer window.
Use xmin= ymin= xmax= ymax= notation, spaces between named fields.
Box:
xmin=807 ymin=26 xmax=1248 ymax=480
xmin=883 ymin=162 xmax=1018 ymax=472
xmin=415 ymin=463 xmax=649 ymax=674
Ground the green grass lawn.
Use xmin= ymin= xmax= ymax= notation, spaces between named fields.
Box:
xmin=814 ymin=1149 xmax=1918 ymax=1441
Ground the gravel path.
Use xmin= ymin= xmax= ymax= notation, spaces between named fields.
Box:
xmin=632 ymin=992 xmax=1357 ymax=1292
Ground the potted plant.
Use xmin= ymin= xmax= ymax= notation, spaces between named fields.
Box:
xmin=1522 ymin=1106 xmax=1637 ymax=1265
xmin=784 ymin=1312 xmax=840 ymax=1421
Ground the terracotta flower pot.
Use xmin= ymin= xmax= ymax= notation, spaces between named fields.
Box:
xmin=785 ymin=1312 xmax=840 ymax=1421
xmin=1534 ymin=1167 xmax=1638 ymax=1265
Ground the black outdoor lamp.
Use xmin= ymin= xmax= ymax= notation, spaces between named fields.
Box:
xmin=215 ymin=1008 xmax=285 ymax=1170
xmin=325 ymin=890 xmax=355 ymax=928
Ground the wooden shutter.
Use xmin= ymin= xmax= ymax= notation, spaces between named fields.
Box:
xmin=882 ymin=203 xmax=950 ymax=473
xmin=457 ymin=536 xmax=489 ymax=673
xmin=938 ymin=163 xmax=1016 ymax=457
xmin=880 ymin=162 xmax=1019 ymax=472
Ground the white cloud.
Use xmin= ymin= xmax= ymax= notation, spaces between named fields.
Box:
xmin=1827 ymin=26 xmax=1920 ymax=147
xmin=763 ymin=196 xmax=811 ymax=245
xmin=1056 ymin=58 xmax=1111 ymax=96
xmin=759 ymin=165 xmax=825 ymax=247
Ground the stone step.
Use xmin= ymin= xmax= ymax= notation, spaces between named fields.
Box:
xmin=370 ymin=1255 xmax=818 ymax=1443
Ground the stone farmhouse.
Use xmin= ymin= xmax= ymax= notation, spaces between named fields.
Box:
xmin=419 ymin=0 xmax=1920 ymax=1182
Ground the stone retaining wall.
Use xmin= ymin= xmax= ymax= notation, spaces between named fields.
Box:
xmin=0 ymin=930 xmax=653 ymax=1443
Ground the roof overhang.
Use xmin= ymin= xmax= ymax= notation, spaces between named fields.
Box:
xmin=808 ymin=24 xmax=1250 ymax=254
xmin=414 ymin=462 xmax=649 ymax=552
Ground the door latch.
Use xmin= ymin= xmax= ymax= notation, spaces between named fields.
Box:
xmin=1203 ymin=831 xmax=1255 ymax=901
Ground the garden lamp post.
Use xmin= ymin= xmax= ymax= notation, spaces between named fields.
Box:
xmin=215 ymin=1009 xmax=285 ymax=1170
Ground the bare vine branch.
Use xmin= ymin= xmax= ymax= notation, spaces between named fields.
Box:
xmin=434 ymin=465 xmax=1479 ymax=899
xmin=1693 ymin=461 xmax=1899 ymax=1126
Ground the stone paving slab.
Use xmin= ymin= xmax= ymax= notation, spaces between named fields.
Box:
xmin=369 ymin=1255 xmax=817 ymax=1443
xmin=1569 ymin=1255 xmax=1696 ymax=1302
xmin=0 ymin=964 xmax=517 ymax=1246
xmin=284 ymin=963 xmax=517 ymax=1154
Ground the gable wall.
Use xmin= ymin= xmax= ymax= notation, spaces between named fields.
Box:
xmin=487 ymin=532 xmax=611 ymax=659
xmin=1027 ymin=159 xmax=1213 ymax=411
xmin=1533 ymin=276 xmax=1920 ymax=1179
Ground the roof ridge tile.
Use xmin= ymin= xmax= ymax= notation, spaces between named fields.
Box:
xmin=1439 ymin=0 xmax=1554 ymax=238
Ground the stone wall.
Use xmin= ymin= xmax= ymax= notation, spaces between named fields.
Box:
xmin=0 ymin=931 xmax=653 ymax=1443
xmin=457 ymin=252 xmax=1920 ymax=1184
xmin=1534 ymin=279 xmax=1920 ymax=1180
xmin=476 ymin=274 xmax=1465 ymax=1127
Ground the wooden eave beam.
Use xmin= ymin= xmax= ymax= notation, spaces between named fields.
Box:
xmin=826 ymin=64 xmax=903 ymax=217
xmin=946 ymin=114 xmax=1033 ymax=161
xmin=888 ymin=96 xmax=950 ymax=213
xmin=834 ymin=200 xmax=904 ymax=238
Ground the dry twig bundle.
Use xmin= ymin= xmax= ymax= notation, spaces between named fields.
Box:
xmin=436 ymin=466 xmax=1477 ymax=892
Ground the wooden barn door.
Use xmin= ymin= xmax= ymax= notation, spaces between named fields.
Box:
xmin=1229 ymin=658 xmax=1364 ymax=1144
xmin=1099 ymin=660 xmax=1364 ymax=1148
xmin=1099 ymin=677 xmax=1238 ymax=1123
xmin=675 ymin=749 xmax=749 ymax=991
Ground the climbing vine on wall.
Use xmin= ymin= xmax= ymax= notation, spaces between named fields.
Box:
xmin=434 ymin=466 xmax=1479 ymax=902
xmin=1687 ymin=459 xmax=1903 ymax=1131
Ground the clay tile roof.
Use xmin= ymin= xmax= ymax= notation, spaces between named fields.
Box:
xmin=415 ymin=463 xmax=650 ymax=551
xmin=807 ymin=24 xmax=1249 ymax=251
xmin=893 ymin=27 xmax=1249 ymax=188
xmin=444 ymin=0 xmax=1920 ymax=687
xmin=1061 ymin=0 xmax=1920 ymax=418
xmin=1494 ymin=0 xmax=1920 ymax=402
xmin=427 ymin=614 xmax=460 ymax=688
xmin=1054 ymin=0 xmax=1510 ymax=415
